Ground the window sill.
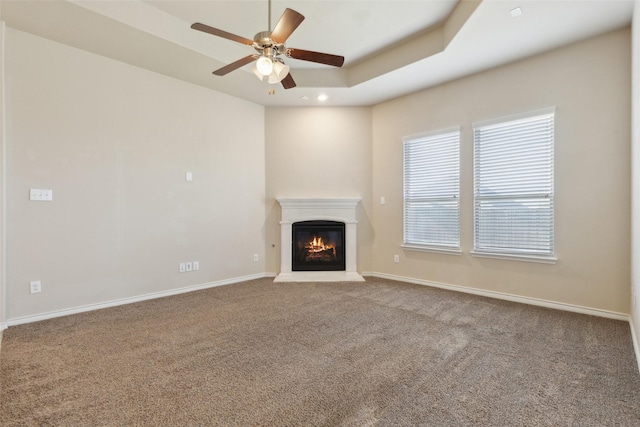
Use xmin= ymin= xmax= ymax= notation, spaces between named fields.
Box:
xmin=402 ymin=244 xmax=462 ymax=256
xmin=470 ymin=251 xmax=557 ymax=264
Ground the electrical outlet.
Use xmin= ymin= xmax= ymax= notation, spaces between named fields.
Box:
xmin=394 ymin=254 xmax=400 ymax=263
xmin=30 ymin=280 xmax=42 ymax=294
xmin=179 ymin=263 xmax=186 ymax=273
xmin=186 ymin=262 xmax=193 ymax=272
xmin=253 ymin=254 xmax=259 ymax=262
xmin=193 ymin=261 xmax=199 ymax=271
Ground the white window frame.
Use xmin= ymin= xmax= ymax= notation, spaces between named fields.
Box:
xmin=402 ymin=127 xmax=461 ymax=254
xmin=472 ymin=108 xmax=556 ymax=264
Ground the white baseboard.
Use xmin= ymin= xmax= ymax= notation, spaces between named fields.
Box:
xmin=364 ymin=272 xmax=630 ymax=321
xmin=4 ymin=273 xmax=275 ymax=328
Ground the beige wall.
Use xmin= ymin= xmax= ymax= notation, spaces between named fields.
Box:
xmin=4 ymin=29 xmax=266 ymax=321
xmin=371 ymin=28 xmax=631 ymax=315
xmin=631 ymin=0 xmax=639 ymax=356
xmin=0 ymin=3 xmax=4 ymax=335
xmin=264 ymin=107 xmax=373 ymax=275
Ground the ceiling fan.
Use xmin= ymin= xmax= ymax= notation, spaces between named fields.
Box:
xmin=190 ymin=0 xmax=344 ymax=90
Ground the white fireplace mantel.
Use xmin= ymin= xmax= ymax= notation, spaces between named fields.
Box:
xmin=274 ymin=197 xmax=365 ymax=282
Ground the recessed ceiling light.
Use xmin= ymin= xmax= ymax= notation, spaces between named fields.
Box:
xmin=510 ymin=7 xmax=523 ymax=18
xmin=317 ymin=94 xmax=328 ymax=102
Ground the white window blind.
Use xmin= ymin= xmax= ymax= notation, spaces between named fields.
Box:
xmin=403 ymin=129 xmax=460 ymax=250
xmin=473 ymin=110 xmax=554 ymax=258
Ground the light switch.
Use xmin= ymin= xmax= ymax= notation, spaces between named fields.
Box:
xmin=380 ymin=196 xmax=386 ymax=205
xmin=185 ymin=172 xmax=193 ymax=182
xmin=30 ymin=189 xmax=53 ymax=201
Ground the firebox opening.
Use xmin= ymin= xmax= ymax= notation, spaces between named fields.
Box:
xmin=292 ymin=220 xmax=346 ymax=272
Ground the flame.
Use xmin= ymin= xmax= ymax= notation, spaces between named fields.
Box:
xmin=305 ymin=235 xmax=335 ymax=254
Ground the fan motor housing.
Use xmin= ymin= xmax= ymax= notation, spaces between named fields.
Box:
xmin=254 ymin=31 xmax=272 ymax=44
xmin=253 ymin=31 xmax=284 ymax=55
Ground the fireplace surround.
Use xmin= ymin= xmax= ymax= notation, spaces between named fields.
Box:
xmin=275 ymin=198 xmax=364 ymax=282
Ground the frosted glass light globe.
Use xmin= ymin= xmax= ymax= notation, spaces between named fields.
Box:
xmin=256 ymin=56 xmax=273 ymax=76
xmin=268 ymin=62 xmax=290 ymax=84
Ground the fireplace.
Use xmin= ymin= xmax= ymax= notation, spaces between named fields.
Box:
xmin=275 ymin=198 xmax=364 ymax=282
xmin=292 ymin=221 xmax=345 ymax=271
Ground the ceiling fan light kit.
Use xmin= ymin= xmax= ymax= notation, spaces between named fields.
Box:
xmin=191 ymin=0 xmax=344 ymax=92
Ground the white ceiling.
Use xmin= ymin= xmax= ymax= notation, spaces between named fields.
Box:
xmin=1 ymin=0 xmax=634 ymax=107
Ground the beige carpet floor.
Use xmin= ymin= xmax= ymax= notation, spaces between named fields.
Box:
xmin=1 ymin=277 xmax=639 ymax=426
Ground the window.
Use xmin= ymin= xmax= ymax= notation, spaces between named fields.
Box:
xmin=473 ymin=109 xmax=555 ymax=262
xmin=403 ymin=128 xmax=460 ymax=252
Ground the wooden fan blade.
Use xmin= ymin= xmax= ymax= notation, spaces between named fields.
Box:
xmin=191 ymin=23 xmax=254 ymax=46
xmin=286 ymin=48 xmax=344 ymax=67
xmin=270 ymin=8 xmax=305 ymax=44
xmin=213 ymin=55 xmax=257 ymax=76
xmin=281 ymin=73 xmax=296 ymax=89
